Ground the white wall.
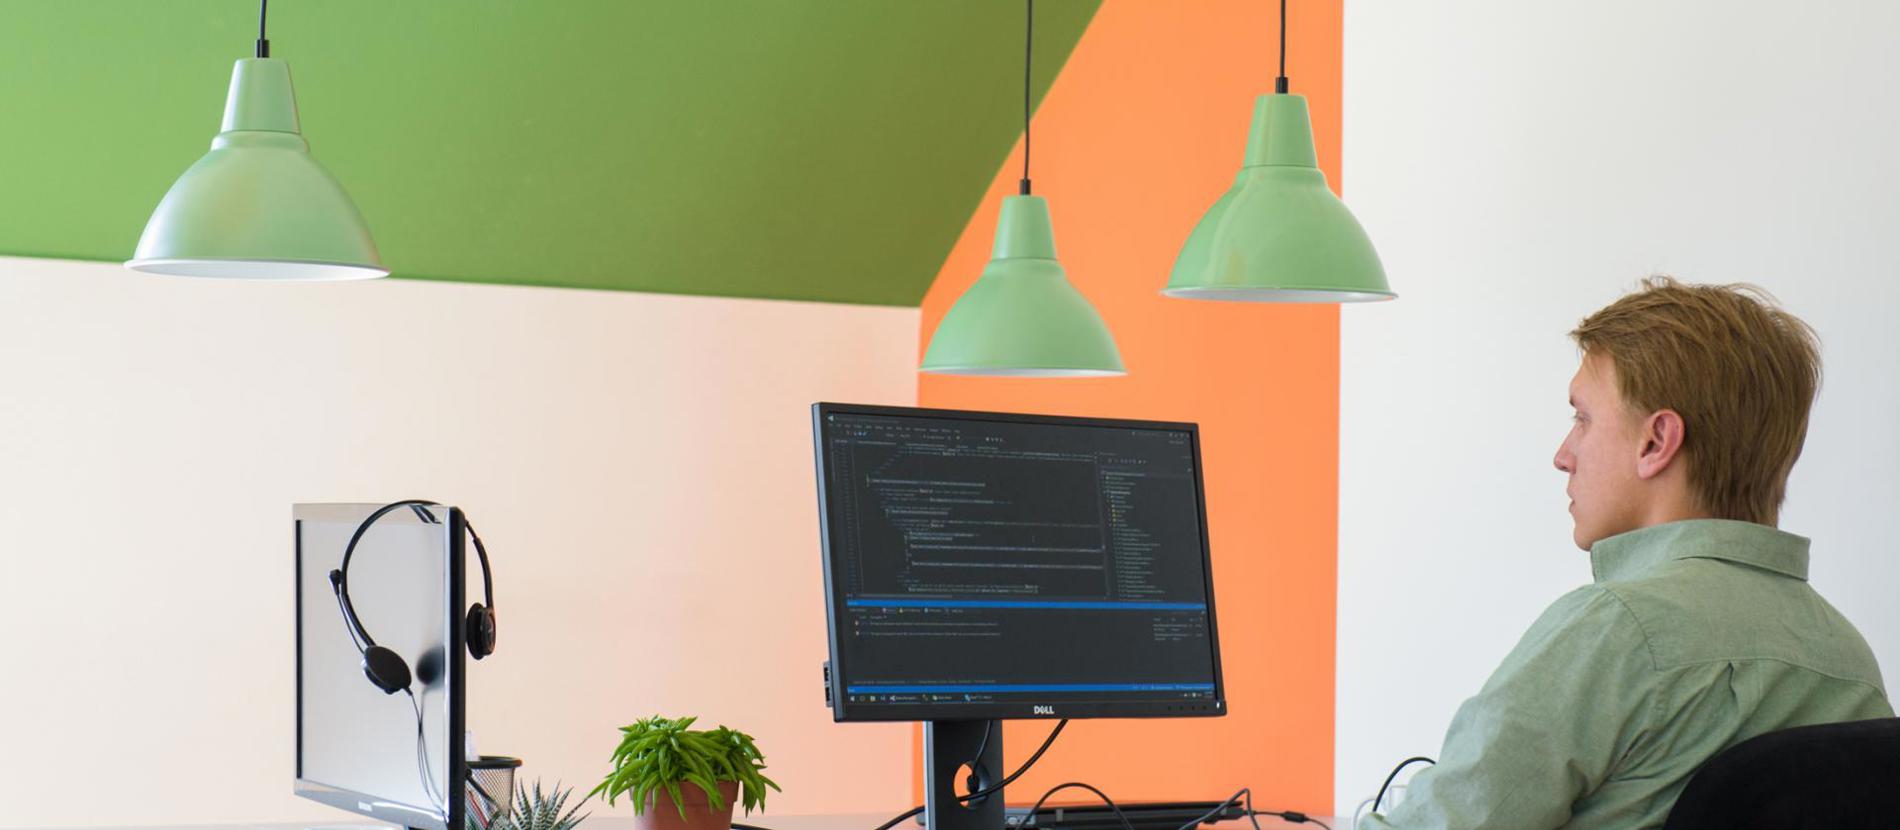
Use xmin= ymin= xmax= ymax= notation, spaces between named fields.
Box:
xmin=0 ymin=257 xmax=919 ymax=827
xmin=1337 ymin=0 xmax=1900 ymax=816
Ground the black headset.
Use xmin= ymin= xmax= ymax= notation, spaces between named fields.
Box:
xmin=329 ymin=500 xmax=498 ymax=695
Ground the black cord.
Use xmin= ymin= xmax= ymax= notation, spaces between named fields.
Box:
xmin=1178 ymin=788 xmax=1263 ymax=830
xmin=964 ymin=719 xmax=996 ymax=797
xmin=1274 ymin=0 xmax=1288 ymax=93
xmin=869 ymin=719 xmax=1069 ymax=830
xmin=1024 ymin=782 xmax=1136 ymax=830
xmin=1019 ymin=0 xmax=1034 ymax=195
xmin=1178 ymin=787 xmax=1330 ymax=830
xmin=256 ymin=0 xmax=270 ymax=58
xmin=405 ymin=688 xmax=447 ymax=815
xmin=962 ymin=719 xmax=1066 ymax=803
xmin=1256 ymin=813 xmax=1331 ymax=830
xmin=1372 ymin=756 xmax=1435 ymax=813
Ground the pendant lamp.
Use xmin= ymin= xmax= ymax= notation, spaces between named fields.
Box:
xmin=126 ymin=1 xmax=386 ymax=281
xmin=1164 ymin=0 xmax=1391 ymax=302
xmin=921 ymin=0 xmax=1124 ymax=377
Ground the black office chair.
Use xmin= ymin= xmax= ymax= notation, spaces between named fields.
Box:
xmin=1662 ymin=717 xmax=1900 ymax=829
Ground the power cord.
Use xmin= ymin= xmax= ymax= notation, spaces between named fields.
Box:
xmin=870 ymin=719 xmax=1070 ymax=830
xmin=1024 ymin=782 xmax=1136 ymax=829
xmin=855 ymin=720 xmax=1327 ymax=830
xmin=1019 ymin=783 xmax=1328 ymax=830
xmin=967 ymin=719 xmax=997 ymax=796
xmin=1180 ymin=789 xmax=1262 ymax=830
xmin=1372 ymin=756 xmax=1435 ymax=814
xmin=1203 ymin=787 xmax=1333 ymax=830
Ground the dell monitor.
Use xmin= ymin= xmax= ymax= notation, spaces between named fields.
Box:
xmin=812 ymin=403 xmax=1226 ymax=830
xmin=295 ymin=503 xmax=468 ymax=830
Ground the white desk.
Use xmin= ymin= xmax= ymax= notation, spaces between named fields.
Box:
xmin=725 ymin=815 xmax=1342 ymax=830
xmin=85 ymin=814 xmax=1343 ymax=830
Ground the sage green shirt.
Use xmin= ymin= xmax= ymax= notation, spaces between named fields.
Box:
xmin=1362 ymin=519 xmax=1891 ymax=829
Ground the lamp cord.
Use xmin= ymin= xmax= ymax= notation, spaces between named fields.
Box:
xmin=1275 ymin=0 xmax=1289 ymax=93
xmin=257 ymin=0 xmax=270 ymax=58
xmin=1020 ymin=0 xmax=1034 ymax=196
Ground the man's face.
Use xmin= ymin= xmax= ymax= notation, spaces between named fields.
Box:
xmin=1553 ymin=352 xmax=1647 ymax=550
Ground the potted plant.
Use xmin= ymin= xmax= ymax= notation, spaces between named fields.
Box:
xmin=589 ymin=715 xmax=780 ymax=830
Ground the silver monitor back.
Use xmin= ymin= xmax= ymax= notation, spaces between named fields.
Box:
xmin=294 ymin=503 xmax=464 ymax=830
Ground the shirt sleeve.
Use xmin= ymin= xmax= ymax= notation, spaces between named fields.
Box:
xmin=1358 ymin=585 xmax=1660 ymax=829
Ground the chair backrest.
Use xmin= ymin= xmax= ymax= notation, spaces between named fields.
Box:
xmin=1663 ymin=717 xmax=1900 ymax=830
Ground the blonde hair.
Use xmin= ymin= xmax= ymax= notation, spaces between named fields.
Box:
xmin=1570 ymin=276 xmax=1821 ymax=525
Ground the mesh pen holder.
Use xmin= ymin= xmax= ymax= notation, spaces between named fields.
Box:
xmin=466 ymin=755 xmax=522 ymax=828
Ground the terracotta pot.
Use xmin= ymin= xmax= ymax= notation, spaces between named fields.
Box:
xmin=633 ymin=780 xmax=739 ymax=830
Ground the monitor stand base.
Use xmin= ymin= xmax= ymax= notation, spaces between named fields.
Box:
xmin=924 ymin=719 xmax=1004 ymax=830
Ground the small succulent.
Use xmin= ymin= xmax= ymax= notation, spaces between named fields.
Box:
xmin=468 ymin=779 xmax=588 ymax=830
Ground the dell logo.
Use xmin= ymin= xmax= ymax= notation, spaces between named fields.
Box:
xmin=1033 ymin=705 xmax=1055 ymax=715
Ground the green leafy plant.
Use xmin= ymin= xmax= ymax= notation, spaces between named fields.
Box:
xmin=588 ymin=715 xmax=781 ymax=820
xmin=466 ymin=779 xmax=588 ymax=830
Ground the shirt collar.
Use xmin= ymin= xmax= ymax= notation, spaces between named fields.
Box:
xmin=1589 ymin=519 xmax=1810 ymax=582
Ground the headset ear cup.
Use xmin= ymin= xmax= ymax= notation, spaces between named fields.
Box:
xmin=466 ymin=604 xmax=496 ymax=659
xmin=362 ymin=645 xmax=412 ymax=694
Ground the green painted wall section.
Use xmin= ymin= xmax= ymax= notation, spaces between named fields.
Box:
xmin=0 ymin=1 xmax=1099 ymax=306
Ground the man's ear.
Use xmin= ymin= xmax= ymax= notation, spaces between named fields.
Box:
xmin=1635 ymin=409 xmax=1687 ymax=480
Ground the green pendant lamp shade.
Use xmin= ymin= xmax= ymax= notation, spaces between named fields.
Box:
xmin=921 ymin=0 xmax=1123 ymax=377
xmin=1166 ymin=93 xmax=1390 ymax=303
xmin=921 ymin=195 xmax=1125 ymax=376
xmin=126 ymin=58 xmax=386 ymax=281
xmin=1166 ymin=0 xmax=1391 ymax=303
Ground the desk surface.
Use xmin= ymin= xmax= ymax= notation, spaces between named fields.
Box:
xmin=726 ymin=815 xmax=1342 ymax=830
xmin=84 ymin=814 xmax=1343 ymax=830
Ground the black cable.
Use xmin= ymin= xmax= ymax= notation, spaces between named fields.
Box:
xmin=1372 ymin=756 xmax=1435 ymax=813
xmin=405 ymin=688 xmax=447 ymax=815
xmin=869 ymin=719 xmax=1069 ymax=830
xmin=256 ymin=0 xmax=270 ymax=58
xmin=1019 ymin=0 xmax=1034 ymax=195
xmin=1176 ymin=787 xmax=1332 ymax=830
xmin=1274 ymin=0 xmax=1287 ymax=93
xmin=1276 ymin=0 xmax=1288 ymax=93
xmin=1179 ymin=788 xmax=1262 ymax=830
xmin=963 ymin=719 xmax=996 ymax=797
xmin=1254 ymin=812 xmax=1330 ymax=830
xmin=963 ymin=719 xmax=1066 ymax=803
xmin=1024 ymin=782 xmax=1136 ymax=830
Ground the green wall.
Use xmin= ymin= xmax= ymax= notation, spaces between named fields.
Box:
xmin=0 ymin=1 xmax=1099 ymax=305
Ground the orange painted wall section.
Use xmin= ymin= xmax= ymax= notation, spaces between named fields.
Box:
xmin=916 ymin=0 xmax=1343 ymax=814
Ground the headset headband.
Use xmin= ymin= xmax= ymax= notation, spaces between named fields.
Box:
xmin=329 ymin=500 xmax=495 ymax=652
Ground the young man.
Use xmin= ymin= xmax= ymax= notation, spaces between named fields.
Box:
xmin=1362 ymin=277 xmax=1892 ymax=828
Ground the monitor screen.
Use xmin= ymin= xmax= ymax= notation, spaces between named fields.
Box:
xmin=813 ymin=403 xmax=1225 ymax=722
xmin=294 ymin=503 xmax=464 ymax=830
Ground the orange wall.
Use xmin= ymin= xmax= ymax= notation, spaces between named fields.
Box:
xmin=916 ymin=0 xmax=1343 ymax=814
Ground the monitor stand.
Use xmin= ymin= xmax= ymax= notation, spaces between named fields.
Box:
xmin=924 ymin=719 xmax=1004 ymax=830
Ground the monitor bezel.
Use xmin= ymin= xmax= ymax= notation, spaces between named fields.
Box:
xmin=812 ymin=402 xmax=1228 ymax=723
xmin=293 ymin=503 xmax=467 ymax=830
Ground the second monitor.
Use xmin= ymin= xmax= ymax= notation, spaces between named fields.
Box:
xmin=813 ymin=403 xmax=1225 ymax=828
